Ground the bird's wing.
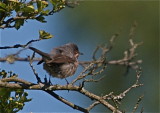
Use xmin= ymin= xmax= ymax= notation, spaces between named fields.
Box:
xmin=50 ymin=48 xmax=63 ymax=55
xmin=47 ymin=55 xmax=75 ymax=64
xmin=29 ymin=47 xmax=51 ymax=60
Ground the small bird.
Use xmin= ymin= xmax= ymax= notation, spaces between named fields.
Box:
xmin=29 ymin=43 xmax=82 ymax=79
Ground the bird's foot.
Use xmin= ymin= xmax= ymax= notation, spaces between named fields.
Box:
xmin=44 ymin=75 xmax=53 ymax=86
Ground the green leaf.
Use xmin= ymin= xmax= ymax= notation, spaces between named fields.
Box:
xmin=0 ymin=88 xmax=11 ymax=98
xmin=0 ymin=2 xmax=6 ymax=8
xmin=14 ymin=19 xmax=24 ymax=30
xmin=41 ymin=9 xmax=50 ymax=16
xmin=39 ymin=30 xmax=53 ymax=39
xmin=7 ymin=0 xmax=21 ymax=12
xmin=21 ymin=5 xmax=35 ymax=13
xmin=36 ymin=15 xmax=46 ymax=23
xmin=49 ymin=0 xmax=56 ymax=6
xmin=8 ymin=0 xmax=19 ymax=3
xmin=0 ymin=8 xmax=5 ymax=12
xmin=0 ymin=88 xmax=31 ymax=113
xmin=49 ymin=0 xmax=65 ymax=13
xmin=37 ymin=0 xmax=48 ymax=12
xmin=14 ymin=3 xmax=21 ymax=12
xmin=0 ymin=2 xmax=7 ymax=12
xmin=37 ymin=1 xmax=43 ymax=12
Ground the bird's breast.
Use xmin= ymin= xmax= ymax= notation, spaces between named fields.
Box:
xmin=43 ymin=62 xmax=78 ymax=79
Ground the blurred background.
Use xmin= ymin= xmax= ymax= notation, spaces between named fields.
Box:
xmin=0 ymin=1 xmax=159 ymax=112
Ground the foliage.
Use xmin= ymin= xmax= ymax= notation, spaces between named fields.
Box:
xmin=0 ymin=70 xmax=17 ymax=78
xmin=0 ymin=0 xmax=66 ymax=29
xmin=0 ymin=70 xmax=31 ymax=113
xmin=39 ymin=30 xmax=53 ymax=39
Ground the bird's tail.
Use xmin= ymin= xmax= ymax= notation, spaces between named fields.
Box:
xmin=29 ymin=47 xmax=51 ymax=60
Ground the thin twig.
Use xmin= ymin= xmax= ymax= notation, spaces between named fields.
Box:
xmin=71 ymin=62 xmax=95 ymax=84
xmin=1 ymin=77 xmax=33 ymax=85
xmin=132 ymin=95 xmax=144 ymax=113
xmin=44 ymin=90 xmax=89 ymax=113
xmin=86 ymin=101 xmax=100 ymax=111
xmin=28 ymin=55 xmax=42 ymax=84
xmin=0 ymin=39 xmax=41 ymax=49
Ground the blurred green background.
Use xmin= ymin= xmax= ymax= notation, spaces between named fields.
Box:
xmin=47 ymin=1 xmax=159 ymax=112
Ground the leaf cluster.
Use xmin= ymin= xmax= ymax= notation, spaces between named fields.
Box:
xmin=0 ymin=70 xmax=17 ymax=78
xmin=0 ymin=0 xmax=66 ymax=29
xmin=39 ymin=30 xmax=53 ymax=39
xmin=0 ymin=69 xmax=31 ymax=113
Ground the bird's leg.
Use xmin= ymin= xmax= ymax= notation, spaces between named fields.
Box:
xmin=44 ymin=75 xmax=48 ymax=84
xmin=44 ymin=75 xmax=52 ymax=86
xmin=65 ymin=78 xmax=70 ymax=92
xmin=49 ymin=76 xmax=53 ymax=85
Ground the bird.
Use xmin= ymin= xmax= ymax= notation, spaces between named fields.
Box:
xmin=29 ymin=43 xmax=82 ymax=79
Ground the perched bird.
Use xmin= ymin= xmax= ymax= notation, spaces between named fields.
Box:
xmin=29 ymin=43 xmax=82 ymax=79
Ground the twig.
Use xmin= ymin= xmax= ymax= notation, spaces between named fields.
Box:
xmin=140 ymin=107 xmax=144 ymax=113
xmin=83 ymin=76 xmax=104 ymax=83
xmin=28 ymin=54 xmax=42 ymax=84
xmin=132 ymin=95 xmax=144 ymax=113
xmin=0 ymin=78 xmax=41 ymax=89
xmin=79 ymin=88 xmax=122 ymax=113
xmin=65 ymin=0 xmax=80 ymax=8
xmin=0 ymin=39 xmax=41 ymax=49
xmin=71 ymin=45 xmax=108 ymax=85
xmin=129 ymin=21 xmax=137 ymax=39
xmin=86 ymin=101 xmax=100 ymax=111
xmin=44 ymin=90 xmax=89 ymax=113
xmin=1 ymin=77 xmax=33 ymax=85
xmin=71 ymin=62 xmax=95 ymax=84
xmin=0 ymin=56 xmax=142 ymax=70
xmin=0 ymin=57 xmax=41 ymax=63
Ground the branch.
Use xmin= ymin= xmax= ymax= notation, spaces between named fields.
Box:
xmin=86 ymin=101 xmax=100 ymax=111
xmin=44 ymin=90 xmax=89 ymax=113
xmin=0 ymin=16 xmax=36 ymax=29
xmin=0 ymin=68 xmax=142 ymax=113
xmin=0 ymin=77 xmax=122 ymax=113
xmin=28 ymin=54 xmax=42 ymax=84
xmin=0 ymin=39 xmax=41 ymax=49
xmin=0 ymin=57 xmax=41 ymax=63
xmin=132 ymin=95 xmax=144 ymax=113
xmin=0 ymin=77 xmax=33 ymax=85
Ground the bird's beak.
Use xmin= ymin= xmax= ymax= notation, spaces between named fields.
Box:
xmin=75 ymin=51 xmax=83 ymax=58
